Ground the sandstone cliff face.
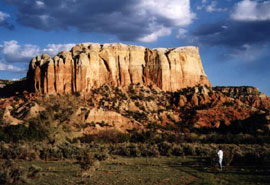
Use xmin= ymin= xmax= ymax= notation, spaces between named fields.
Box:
xmin=27 ymin=43 xmax=211 ymax=94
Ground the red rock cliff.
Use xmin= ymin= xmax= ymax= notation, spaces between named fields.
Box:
xmin=26 ymin=43 xmax=211 ymax=94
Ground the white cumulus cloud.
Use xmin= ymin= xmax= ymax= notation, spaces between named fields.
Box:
xmin=176 ymin=28 xmax=188 ymax=39
xmin=137 ymin=0 xmax=194 ymax=42
xmin=139 ymin=0 xmax=195 ymax=27
xmin=0 ymin=11 xmax=9 ymax=22
xmin=197 ymin=1 xmax=227 ymax=12
xmin=0 ymin=60 xmax=24 ymax=72
xmin=0 ymin=41 xmax=75 ymax=63
xmin=0 ymin=41 xmax=40 ymax=63
xmin=36 ymin=1 xmax=45 ymax=8
xmin=43 ymin=43 xmax=75 ymax=56
xmin=138 ymin=26 xmax=171 ymax=43
xmin=206 ymin=1 xmax=227 ymax=12
xmin=231 ymin=0 xmax=270 ymax=21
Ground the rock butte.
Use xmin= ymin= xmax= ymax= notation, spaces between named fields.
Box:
xmin=26 ymin=43 xmax=211 ymax=94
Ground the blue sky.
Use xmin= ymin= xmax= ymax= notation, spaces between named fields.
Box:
xmin=0 ymin=0 xmax=269 ymax=95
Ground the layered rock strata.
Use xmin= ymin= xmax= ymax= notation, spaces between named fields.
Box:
xmin=27 ymin=43 xmax=211 ymax=94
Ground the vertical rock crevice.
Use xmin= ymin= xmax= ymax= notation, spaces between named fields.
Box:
xmin=27 ymin=43 xmax=211 ymax=94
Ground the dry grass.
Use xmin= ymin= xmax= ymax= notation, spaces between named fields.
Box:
xmin=1 ymin=156 xmax=269 ymax=185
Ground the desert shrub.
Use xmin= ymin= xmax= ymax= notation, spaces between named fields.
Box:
xmin=158 ymin=141 xmax=173 ymax=156
xmin=183 ymin=143 xmax=196 ymax=156
xmin=232 ymin=145 xmax=268 ymax=165
xmin=230 ymin=146 xmax=245 ymax=163
xmin=58 ymin=143 xmax=82 ymax=159
xmin=260 ymin=149 xmax=270 ymax=164
xmin=185 ymin=133 xmax=200 ymax=143
xmin=0 ymin=122 xmax=46 ymax=143
xmin=199 ymin=144 xmax=215 ymax=156
xmin=0 ymin=160 xmax=27 ymax=184
xmin=0 ymin=143 xmax=13 ymax=159
xmin=12 ymin=145 xmax=39 ymax=161
xmin=137 ymin=144 xmax=159 ymax=157
xmin=111 ymin=143 xmax=160 ymax=157
xmin=206 ymin=145 xmax=237 ymax=167
xmin=194 ymin=144 xmax=207 ymax=156
xmin=233 ymin=133 xmax=257 ymax=144
xmin=0 ymin=143 xmax=38 ymax=160
xmin=52 ymin=104 xmax=60 ymax=112
xmin=222 ymin=145 xmax=236 ymax=166
xmin=79 ymin=130 xmax=130 ymax=144
xmin=172 ymin=144 xmax=184 ymax=156
xmin=48 ymin=147 xmax=63 ymax=160
xmin=26 ymin=150 xmax=40 ymax=161
xmin=146 ymin=144 xmax=160 ymax=157
xmin=94 ymin=147 xmax=110 ymax=161
xmin=0 ymin=109 xmax=4 ymax=123
xmin=160 ymin=133 xmax=180 ymax=143
xmin=206 ymin=133 xmax=225 ymax=143
xmin=79 ymin=151 xmax=100 ymax=177
xmin=114 ymin=144 xmax=133 ymax=157
xmin=207 ymin=150 xmax=219 ymax=167
xmin=257 ymin=136 xmax=270 ymax=144
xmin=120 ymin=146 xmax=131 ymax=156
xmin=130 ymin=130 xmax=157 ymax=143
xmin=78 ymin=151 xmax=97 ymax=170
xmin=40 ymin=146 xmax=63 ymax=161
xmin=0 ymin=160 xmax=41 ymax=184
xmin=40 ymin=147 xmax=49 ymax=161
xmin=129 ymin=144 xmax=142 ymax=157
xmin=27 ymin=165 xmax=41 ymax=179
xmin=78 ymin=134 xmax=96 ymax=143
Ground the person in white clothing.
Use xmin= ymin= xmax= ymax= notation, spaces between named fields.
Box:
xmin=217 ymin=147 xmax=223 ymax=170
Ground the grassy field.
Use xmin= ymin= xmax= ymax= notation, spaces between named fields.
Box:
xmin=2 ymin=156 xmax=270 ymax=185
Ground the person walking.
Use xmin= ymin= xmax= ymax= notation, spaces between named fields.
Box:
xmin=217 ymin=146 xmax=223 ymax=171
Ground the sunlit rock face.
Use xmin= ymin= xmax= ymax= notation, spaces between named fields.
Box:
xmin=26 ymin=43 xmax=211 ymax=94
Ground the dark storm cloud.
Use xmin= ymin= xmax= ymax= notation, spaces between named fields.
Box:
xmin=4 ymin=0 xmax=194 ymax=42
xmin=5 ymin=0 xmax=143 ymax=40
xmin=192 ymin=20 xmax=270 ymax=48
xmin=0 ymin=11 xmax=14 ymax=30
xmin=0 ymin=21 xmax=14 ymax=30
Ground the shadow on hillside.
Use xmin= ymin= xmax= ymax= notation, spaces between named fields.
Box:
xmin=0 ymin=79 xmax=28 ymax=97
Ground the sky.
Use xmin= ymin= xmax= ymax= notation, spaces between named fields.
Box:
xmin=0 ymin=0 xmax=269 ymax=95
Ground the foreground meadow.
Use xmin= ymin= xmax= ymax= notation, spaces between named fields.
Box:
xmin=1 ymin=156 xmax=269 ymax=185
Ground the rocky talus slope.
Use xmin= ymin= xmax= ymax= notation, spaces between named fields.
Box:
xmin=0 ymin=43 xmax=269 ymax=139
xmin=26 ymin=43 xmax=211 ymax=94
xmin=1 ymin=85 xmax=269 ymax=136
